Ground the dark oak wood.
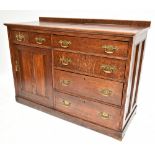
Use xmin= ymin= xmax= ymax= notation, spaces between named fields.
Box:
xmin=55 ymin=91 xmax=121 ymax=130
xmin=54 ymin=50 xmax=126 ymax=81
xmin=29 ymin=32 xmax=51 ymax=47
xmin=53 ymin=35 xmax=129 ymax=58
xmin=16 ymin=96 xmax=124 ymax=140
xmin=5 ymin=17 xmax=151 ymax=37
xmin=5 ymin=17 xmax=150 ymax=140
xmin=14 ymin=45 xmax=53 ymax=108
xmin=12 ymin=30 xmax=52 ymax=48
xmin=39 ymin=17 xmax=151 ymax=27
xmin=54 ymin=70 xmax=123 ymax=106
xmin=12 ymin=30 xmax=29 ymax=44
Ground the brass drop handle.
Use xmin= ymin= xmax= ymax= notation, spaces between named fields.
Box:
xmin=102 ymin=45 xmax=118 ymax=54
xmin=15 ymin=32 xmax=25 ymax=42
xmin=59 ymin=40 xmax=71 ymax=48
xmin=60 ymin=57 xmax=72 ymax=66
xmin=100 ymin=89 xmax=112 ymax=96
xmin=35 ymin=37 xmax=46 ymax=44
xmin=99 ymin=112 xmax=110 ymax=120
xmin=101 ymin=64 xmax=116 ymax=74
xmin=62 ymin=100 xmax=71 ymax=107
xmin=15 ymin=60 xmax=20 ymax=72
xmin=60 ymin=80 xmax=71 ymax=86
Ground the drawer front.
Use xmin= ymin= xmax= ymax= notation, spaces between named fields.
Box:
xmin=54 ymin=50 xmax=126 ymax=81
xmin=12 ymin=31 xmax=29 ymax=44
xmin=54 ymin=70 xmax=123 ymax=106
xmin=53 ymin=35 xmax=128 ymax=58
xmin=29 ymin=32 xmax=51 ymax=47
xmin=12 ymin=31 xmax=51 ymax=47
xmin=54 ymin=92 xmax=121 ymax=130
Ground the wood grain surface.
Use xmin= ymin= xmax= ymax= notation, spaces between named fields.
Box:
xmin=5 ymin=17 xmax=150 ymax=140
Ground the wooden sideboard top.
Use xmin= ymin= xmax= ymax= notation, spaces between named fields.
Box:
xmin=4 ymin=17 xmax=151 ymax=36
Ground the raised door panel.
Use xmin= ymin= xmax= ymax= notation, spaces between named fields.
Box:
xmin=15 ymin=45 xmax=53 ymax=108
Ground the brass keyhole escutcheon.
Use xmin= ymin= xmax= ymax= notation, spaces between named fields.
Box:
xmin=82 ymin=100 xmax=86 ymax=103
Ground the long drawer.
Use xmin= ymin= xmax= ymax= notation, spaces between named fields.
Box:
xmin=54 ymin=70 xmax=123 ymax=106
xmin=54 ymin=50 xmax=126 ymax=81
xmin=54 ymin=91 xmax=121 ymax=130
xmin=53 ymin=35 xmax=128 ymax=58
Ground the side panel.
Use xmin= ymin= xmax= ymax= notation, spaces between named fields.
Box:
xmin=121 ymin=32 xmax=148 ymax=128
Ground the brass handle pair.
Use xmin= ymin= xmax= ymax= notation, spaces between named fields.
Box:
xmin=59 ymin=58 xmax=116 ymax=74
xmin=102 ymin=45 xmax=118 ymax=54
xmin=15 ymin=32 xmax=25 ymax=42
xmin=62 ymin=101 xmax=110 ymax=119
xmin=62 ymin=99 xmax=85 ymax=107
xmin=59 ymin=40 xmax=71 ymax=48
xmin=60 ymin=81 xmax=112 ymax=97
xmin=101 ymin=64 xmax=116 ymax=74
xmin=35 ymin=37 xmax=46 ymax=44
xmin=60 ymin=57 xmax=72 ymax=66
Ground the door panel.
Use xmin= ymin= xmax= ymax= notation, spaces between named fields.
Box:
xmin=15 ymin=45 xmax=53 ymax=108
xmin=33 ymin=54 xmax=46 ymax=96
xmin=20 ymin=50 xmax=33 ymax=93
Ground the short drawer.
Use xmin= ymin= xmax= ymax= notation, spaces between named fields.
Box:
xmin=53 ymin=35 xmax=128 ymax=58
xmin=12 ymin=31 xmax=51 ymax=47
xmin=12 ymin=31 xmax=29 ymax=44
xmin=54 ymin=70 xmax=123 ymax=106
xmin=54 ymin=50 xmax=126 ymax=81
xmin=29 ymin=32 xmax=51 ymax=47
xmin=54 ymin=92 xmax=121 ymax=130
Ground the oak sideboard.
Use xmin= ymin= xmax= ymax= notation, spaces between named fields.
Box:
xmin=5 ymin=17 xmax=151 ymax=140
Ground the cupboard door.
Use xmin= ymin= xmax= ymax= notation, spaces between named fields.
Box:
xmin=15 ymin=45 xmax=53 ymax=108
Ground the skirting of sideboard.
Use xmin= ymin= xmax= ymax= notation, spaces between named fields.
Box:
xmin=15 ymin=96 xmax=137 ymax=140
